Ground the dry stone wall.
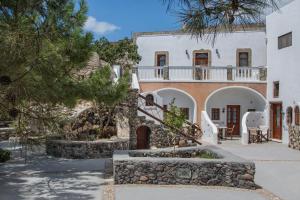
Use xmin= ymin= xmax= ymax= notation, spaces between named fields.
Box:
xmin=113 ymin=147 xmax=257 ymax=189
xmin=46 ymin=138 xmax=129 ymax=159
xmin=289 ymin=126 xmax=300 ymax=150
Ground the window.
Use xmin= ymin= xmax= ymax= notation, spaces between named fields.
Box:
xmin=211 ymin=108 xmax=220 ymax=121
xmin=236 ymin=49 xmax=252 ymax=67
xmin=180 ymin=108 xmax=189 ymax=120
xmin=286 ymin=107 xmax=293 ymax=125
xmin=278 ymin=32 xmax=292 ymax=49
xmin=273 ymin=81 xmax=280 ymax=98
xmin=155 ymin=52 xmax=168 ymax=66
xmin=157 ymin=54 xmax=166 ymax=66
xmin=238 ymin=52 xmax=249 ymax=67
xmin=295 ymin=106 xmax=300 ymax=126
xmin=145 ymin=94 xmax=154 ymax=106
xmin=194 ymin=53 xmax=209 ymax=66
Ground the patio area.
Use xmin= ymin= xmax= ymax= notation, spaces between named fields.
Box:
xmin=218 ymin=141 xmax=300 ymax=200
xmin=1 ymin=141 xmax=299 ymax=200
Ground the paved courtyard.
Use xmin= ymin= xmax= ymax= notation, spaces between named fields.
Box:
xmin=219 ymin=141 xmax=300 ymax=200
xmin=1 ymin=141 xmax=299 ymax=200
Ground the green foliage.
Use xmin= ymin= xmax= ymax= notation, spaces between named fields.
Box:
xmin=0 ymin=1 xmax=132 ymax=146
xmin=162 ymin=0 xmax=279 ymax=43
xmin=94 ymin=37 xmax=141 ymax=69
xmin=0 ymin=148 xmax=10 ymax=163
xmin=0 ymin=0 xmax=94 ymax=109
xmin=164 ymin=99 xmax=186 ymax=136
xmin=81 ymin=66 xmax=130 ymax=106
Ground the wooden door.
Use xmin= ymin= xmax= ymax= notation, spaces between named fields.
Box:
xmin=136 ymin=126 xmax=150 ymax=149
xmin=227 ymin=105 xmax=241 ymax=136
xmin=271 ymin=103 xmax=282 ymax=140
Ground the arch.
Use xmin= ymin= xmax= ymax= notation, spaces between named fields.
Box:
xmin=153 ymin=87 xmax=197 ymax=123
xmin=205 ymin=86 xmax=267 ymax=136
xmin=295 ymin=106 xmax=300 ymax=126
xmin=286 ymin=106 xmax=293 ymax=125
xmin=204 ymin=86 xmax=267 ymax=110
xmin=136 ymin=126 xmax=151 ymax=149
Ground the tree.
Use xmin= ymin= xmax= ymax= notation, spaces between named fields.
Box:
xmin=162 ymin=0 xmax=279 ymax=42
xmin=0 ymin=0 xmax=132 ymax=157
xmin=163 ymin=99 xmax=186 ymax=149
xmin=94 ymin=37 xmax=141 ymax=70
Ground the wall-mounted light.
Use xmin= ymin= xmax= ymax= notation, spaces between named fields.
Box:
xmin=185 ymin=50 xmax=190 ymax=59
xmin=222 ymin=108 xmax=226 ymax=113
xmin=216 ymin=49 xmax=221 ymax=58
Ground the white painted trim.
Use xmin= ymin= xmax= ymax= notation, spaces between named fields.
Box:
xmin=204 ymin=86 xmax=267 ymax=110
xmin=153 ymin=87 xmax=198 ymax=123
xmin=241 ymin=112 xmax=251 ymax=145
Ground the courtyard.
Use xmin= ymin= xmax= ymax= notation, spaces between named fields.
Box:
xmin=1 ymin=141 xmax=299 ymax=200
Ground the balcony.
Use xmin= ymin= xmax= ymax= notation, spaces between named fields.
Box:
xmin=134 ymin=66 xmax=267 ymax=83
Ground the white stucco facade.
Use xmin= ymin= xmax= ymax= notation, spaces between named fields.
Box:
xmin=205 ymin=87 xmax=267 ymax=134
xmin=136 ymin=30 xmax=267 ymax=67
xmin=266 ymin=0 xmax=300 ymax=144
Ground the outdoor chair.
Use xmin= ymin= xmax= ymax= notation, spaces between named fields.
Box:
xmin=226 ymin=125 xmax=235 ymax=140
xmin=259 ymin=125 xmax=270 ymax=142
xmin=248 ymin=128 xmax=259 ymax=144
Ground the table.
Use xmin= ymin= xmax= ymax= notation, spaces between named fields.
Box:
xmin=218 ymin=126 xmax=227 ymax=140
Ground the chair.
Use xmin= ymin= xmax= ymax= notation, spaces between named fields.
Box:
xmin=259 ymin=126 xmax=269 ymax=142
xmin=248 ymin=128 xmax=259 ymax=144
xmin=226 ymin=125 xmax=235 ymax=140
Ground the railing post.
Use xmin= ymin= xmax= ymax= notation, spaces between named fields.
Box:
xmin=227 ymin=65 xmax=233 ymax=81
xmin=163 ymin=66 xmax=169 ymax=80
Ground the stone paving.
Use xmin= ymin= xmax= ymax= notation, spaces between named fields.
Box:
xmin=219 ymin=141 xmax=300 ymax=200
xmin=1 ymin=141 xmax=299 ymax=200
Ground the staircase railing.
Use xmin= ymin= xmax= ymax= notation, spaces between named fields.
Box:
xmin=137 ymin=94 xmax=202 ymax=145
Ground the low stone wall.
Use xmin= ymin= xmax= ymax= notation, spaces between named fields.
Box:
xmin=46 ymin=138 xmax=129 ymax=159
xmin=0 ymin=128 xmax=15 ymax=141
xmin=289 ymin=126 xmax=300 ymax=150
xmin=114 ymin=146 xmax=257 ymax=189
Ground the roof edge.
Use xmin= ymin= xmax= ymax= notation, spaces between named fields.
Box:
xmin=133 ymin=24 xmax=266 ymax=42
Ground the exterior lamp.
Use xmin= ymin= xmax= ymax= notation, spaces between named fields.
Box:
xmin=222 ymin=108 xmax=226 ymax=113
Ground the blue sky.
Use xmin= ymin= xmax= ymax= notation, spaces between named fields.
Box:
xmin=85 ymin=0 xmax=180 ymax=41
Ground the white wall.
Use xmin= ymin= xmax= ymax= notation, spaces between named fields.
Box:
xmin=157 ymin=89 xmax=195 ymax=122
xmin=206 ymin=87 xmax=266 ymax=134
xmin=136 ymin=30 xmax=267 ymax=67
xmin=266 ymin=0 xmax=300 ymax=144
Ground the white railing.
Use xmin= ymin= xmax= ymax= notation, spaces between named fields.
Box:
xmin=135 ymin=66 xmax=267 ymax=82
xmin=201 ymin=111 xmax=218 ymax=145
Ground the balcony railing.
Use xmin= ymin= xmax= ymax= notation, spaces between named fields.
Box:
xmin=134 ymin=66 xmax=267 ymax=82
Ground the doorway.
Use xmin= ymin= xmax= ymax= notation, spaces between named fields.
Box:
xmin=271 ymin=103 xmax=282 ymax=140
xmin=136 ymin=126 xmax=151 ymax=149
xmin=227 ymin=105 xmax=241 ymax=136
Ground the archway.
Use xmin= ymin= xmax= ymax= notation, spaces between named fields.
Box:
xmin=154 ymin=88 xmax=197 ymax=123
xmin=205 ymin=86 xmax=266 ymax=136
xmin=136 ymin=126 xmax=151 ymax=149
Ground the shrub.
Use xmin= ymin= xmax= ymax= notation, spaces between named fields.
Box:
xmin=0 ymin=148 xmax=10 ymax=163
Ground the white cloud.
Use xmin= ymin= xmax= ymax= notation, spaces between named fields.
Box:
xmin=84 ymin=16 xmax=120 ymax=35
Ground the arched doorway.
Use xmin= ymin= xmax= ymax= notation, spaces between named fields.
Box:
xmin=154 ymin=88 xmax=197 ymax=123
xmin=136 ymin=126 xmax=151 ymax=149
xmin=205 ymin=86 xmax=266 ymax=136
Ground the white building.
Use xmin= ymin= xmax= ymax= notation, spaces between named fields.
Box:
xmin=133 ymin=25 xmax=268 ymax=145
xmin=266 ymin=0 xmax=300 ymax=144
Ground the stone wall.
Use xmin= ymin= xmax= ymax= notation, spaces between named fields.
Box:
xmin=127 ymin=89 xmax=178 ymax=149
xmin=289 ymin=126 xmax=300 ymax=150
xmin=0 ymin=128 xmax=15 ymax=141
xmin=114 ymin=147 xmax=257 ymax=189
xmin=46 ymin=138 xmax=129 ymax=159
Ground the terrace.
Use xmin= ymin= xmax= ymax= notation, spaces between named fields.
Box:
xmin=134 ymin=66 xmax=267 ymax=83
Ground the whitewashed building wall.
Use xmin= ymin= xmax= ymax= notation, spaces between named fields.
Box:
xmin=266 ymin=0 xmax=300 ymax=144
